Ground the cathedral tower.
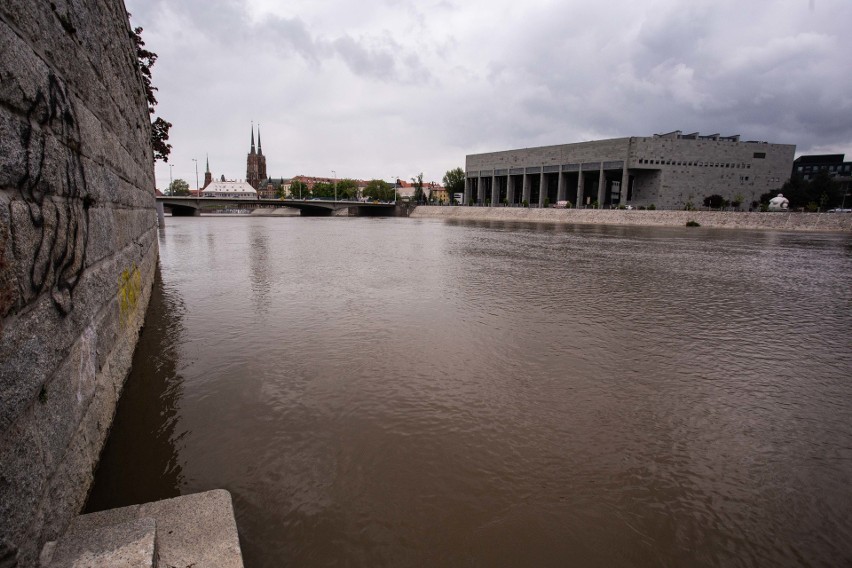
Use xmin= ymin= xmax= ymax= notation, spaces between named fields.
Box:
xmin=246 ymin=123 xmax=267 ymax=189
xmin=203 ymin=154 xmax=212 ymax=189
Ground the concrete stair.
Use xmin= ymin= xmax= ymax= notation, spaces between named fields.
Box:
xmin=40 ymin=489 xmax=243 ymax=568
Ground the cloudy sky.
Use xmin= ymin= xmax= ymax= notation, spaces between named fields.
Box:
xmin=125 ymin=0 xmax=852 ymax=191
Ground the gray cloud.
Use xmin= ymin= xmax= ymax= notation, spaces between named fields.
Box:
xmin=126 ymin=0 xmax=852 ymax=190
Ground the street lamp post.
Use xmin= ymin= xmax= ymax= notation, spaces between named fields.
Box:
xmin=332 ymin=170 xmax=337 ymax=201
xmin=169 ymin=164 xmax=173 ymax=194
xmin=192 ymin=159 xmax=199 ymax=193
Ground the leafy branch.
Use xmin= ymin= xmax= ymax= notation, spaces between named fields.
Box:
xmin=130 ymin=22 xmax=172 ymax=162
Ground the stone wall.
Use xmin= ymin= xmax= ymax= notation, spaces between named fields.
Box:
xmin=628 ymin=137 xmax=795 ymax=209
xmin=0 ymin=1 xmax=157 ymax=564
xmin=410 ymin=206 xmax=852 ymax=233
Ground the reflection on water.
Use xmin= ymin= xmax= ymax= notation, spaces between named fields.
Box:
xmin=86 ymin=264 xmax=185 ymax=510
xmin=89 ymin=217 xmax=852 ymax=567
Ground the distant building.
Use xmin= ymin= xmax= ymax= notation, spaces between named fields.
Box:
xmin=203 ymin=155 xmax=212 ymax=189
xmin=394 ymin=179 xmax=444 ymax=201
xmin=290 ymin=175 xmax=337 ymax=190
xmin=466 ymin=131 xmax=796 ymax=209
xmin=201 ymin=180 xmax=258 ymax=199
xmin=792 ymin=154 xmax=852 ymax=181
xmin=429 ymin=185 xmax=449 ymax=203
xmin=256 ymin=177 xmax=287 ymax=199
xmin=246 ymin=124 xmax=268 ymax=189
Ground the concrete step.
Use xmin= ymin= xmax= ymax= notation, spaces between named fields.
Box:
xmin=40 ymin=517 xmax=157 ymax=568
xmin=40 ymin=489 xmax=243 ymax=568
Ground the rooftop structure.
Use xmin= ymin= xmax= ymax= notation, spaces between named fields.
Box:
xmin=201 ymin=180 xmax=258 ymax=199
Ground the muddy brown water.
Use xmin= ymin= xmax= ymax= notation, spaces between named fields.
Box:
xmin=87 ymin=216 xmax=852 ymax=567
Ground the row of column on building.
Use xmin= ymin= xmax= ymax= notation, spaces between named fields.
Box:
xmin=465 ymin=162 xmax=631 ymax=207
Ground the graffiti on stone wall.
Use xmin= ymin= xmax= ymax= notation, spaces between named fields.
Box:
xmin=12 ymin=71 xmax=90 ymax=316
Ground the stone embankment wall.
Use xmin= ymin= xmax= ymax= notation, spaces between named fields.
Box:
xmin=410 ymin=206 xmax=852 ymax=232
xmin=0 ymin=1 xmax=157 ymax=564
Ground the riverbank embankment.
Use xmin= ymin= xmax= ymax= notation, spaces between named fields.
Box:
xmin=410 ymin=206 xmax=852 ymax=232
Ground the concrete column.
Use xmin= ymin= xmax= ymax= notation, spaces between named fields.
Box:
xmin=464 ymin=176 xmax=471 ymax=205
xmin=538 ymin=173 xmax=546 ymax=207
xmin=620 ymin=138 xmax=633 ymax=206
xmin=507 ymin=176 xmax=515 ymax=205
xmin=522 ymin=173 xmax=531 ymax=205
xmin=491 ymin=175 xmax=498 ymax=206
xmin=477 ymin=176 xmax=483 ymax=204
xmin=577 ymin=165 xmax=585 ymax=207
xmin=156 ymin=201 xmax=166 ymax=227
xmin=557 ymin=170 xmax=566 ymax=202
xmin=597 ymin=164 xmax=606 ymax=207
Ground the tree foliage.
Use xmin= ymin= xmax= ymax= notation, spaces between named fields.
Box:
xmin=363 ymin=179 xmax=394 ymax=201
xmin=312 ymin=182 xmax=335 ymax=198
xmin=168 ymin=179 xmax=190 ymax=196
xmin=703 ymin=194 xmax=726 ymax=208
xmin=289 ymin=180 xmax=309 ymax=199
xmin=151 ymin=117 xmax=172 ymax=163
xmin=336 ymin=179 xmax=358 ymax=200
xmin=130 ymin=22 xmax=172 ymax=162
xmin=443 ymin=167 xmax=465 ymax=195
xmin=761 ymin=172 xmax=844 ymax=210
xmin=411 ymin=172 xmax=425 ymax=203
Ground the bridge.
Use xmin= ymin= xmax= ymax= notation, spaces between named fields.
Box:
xmin=155 ymin=196 xmax=398 ymax=217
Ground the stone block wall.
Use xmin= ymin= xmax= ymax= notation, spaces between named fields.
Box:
xmin=0 ymin=1 xmax=158 ymax=564
xmin=629 ymin=137 xmax=796 ymax=208
xmin=410 ymin=206 xmax=852 ymax=233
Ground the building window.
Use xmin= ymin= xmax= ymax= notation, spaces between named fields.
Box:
xmin=753 ymin=152 xmax=766 ymax=159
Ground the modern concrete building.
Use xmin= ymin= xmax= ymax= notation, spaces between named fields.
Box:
xmin=792 ymin=154 xmax=852 ymax=181
xmin=465 ymin=131 xmax=795 ymax=209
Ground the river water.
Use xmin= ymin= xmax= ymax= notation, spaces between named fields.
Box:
xmin=87 ymin=216 xmax=852 ymax=567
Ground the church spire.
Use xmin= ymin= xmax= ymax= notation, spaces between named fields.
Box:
xmin=203 ymin=153 xmax=213 ymax=189
xmin=257 ymin=124 xmax=262 ymax=155
xmin=250 ymin=122 xmax=256 ymax=155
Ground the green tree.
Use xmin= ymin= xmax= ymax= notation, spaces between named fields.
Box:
xmin=443 ymin=167 xmax=465 ymax=196
xmin=770 ymin=172 xmax=843 ymax=210
xmin=312 ymin=182 xmax=335 ymax=199
xmin=363 ymin=179 xmax=394 ymax=201
xmin=703 ymin=194 xmax=724 ymax=208
xmin=336 ymin=179 xmax=358 ymax=200
xmin=809 ymin=171 xmax=842 ymax=210
xmin=732 ymin=193 xmax=745 ymax=208
xmin=411 ymin=172 xmax=424 ymax=203
xmin=168 ymin=178 xmax=190 ymax=196
xmin=130 ymin=23 xmax=171 ymax=162
xmin=290 ymin=180 xmax=309 ymax=199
